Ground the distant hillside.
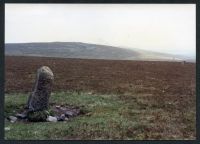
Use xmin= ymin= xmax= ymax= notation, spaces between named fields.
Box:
xmin=5 ymin=42 xmax=194 ymax=62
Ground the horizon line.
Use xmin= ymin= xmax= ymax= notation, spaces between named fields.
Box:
xmin=5 ymin=41 xmax=196 ymax=59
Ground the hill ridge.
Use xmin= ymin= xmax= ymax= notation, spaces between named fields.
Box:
xmin=5 ymin=42 xmax=194 ymax=62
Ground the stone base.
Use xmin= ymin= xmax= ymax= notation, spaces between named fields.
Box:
xmin=27 ymin=110 xmax=49 ymax=122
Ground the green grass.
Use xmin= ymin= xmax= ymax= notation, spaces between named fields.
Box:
xmin=4 ymin=91 xmax=195 ymax=140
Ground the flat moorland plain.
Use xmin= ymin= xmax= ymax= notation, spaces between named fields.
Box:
xmin=5 ymin=56 xmax=196 ymax=140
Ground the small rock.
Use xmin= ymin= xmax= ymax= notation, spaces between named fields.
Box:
xmin=88 ymin=92 xmax=93 ymax=95
xmin=8 ymin=116 xmax=17 ymax=123
xmin=47 ymin=116 xmax=57 ymax=122
xmin=65 ymin=111 xmax=74 ymax=117
xmin=56 ymin=105 xmax=61 ymax=109
xmin=65 ymin=117 xmax=69 ymax=121
xmin=60 ymin=114 xmax=65 ymax=120
xmin=16 ymin=113 xmax=27 ymax=119
xmin=5 ymin=127 xmax=10 ymax=131
xmin=57 ymin=114 xmax=65 ymax=121
xmin=60 ymin=107 xmax=66 ymax=111
xmin=56 ymin=117 xmax=61 ymax=121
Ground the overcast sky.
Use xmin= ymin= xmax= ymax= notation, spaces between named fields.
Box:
xmin=5 ymin=4 xmax=196 ymax=57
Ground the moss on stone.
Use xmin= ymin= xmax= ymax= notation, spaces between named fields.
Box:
xmin=27 ymin=110 xmax=49 ymax=122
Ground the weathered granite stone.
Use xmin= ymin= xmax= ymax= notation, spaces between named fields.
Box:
xmin=27 ymin=66 xmax=54 ymax=112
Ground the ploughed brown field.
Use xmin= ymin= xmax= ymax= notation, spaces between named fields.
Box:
xmin=5 ymin=56 xmax=195 ymax=95
xmin=5 ymin=56 xmax=196 ymax=139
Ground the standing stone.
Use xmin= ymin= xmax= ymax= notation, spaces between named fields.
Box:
xmin=27 ymin=66 xmax=54 ymax=112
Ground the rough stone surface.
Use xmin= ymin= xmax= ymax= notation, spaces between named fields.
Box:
xmin=27 ymin=66 xmax=54 ymax=112
xmin=27 ymin=110 xmax=49 ymax=122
